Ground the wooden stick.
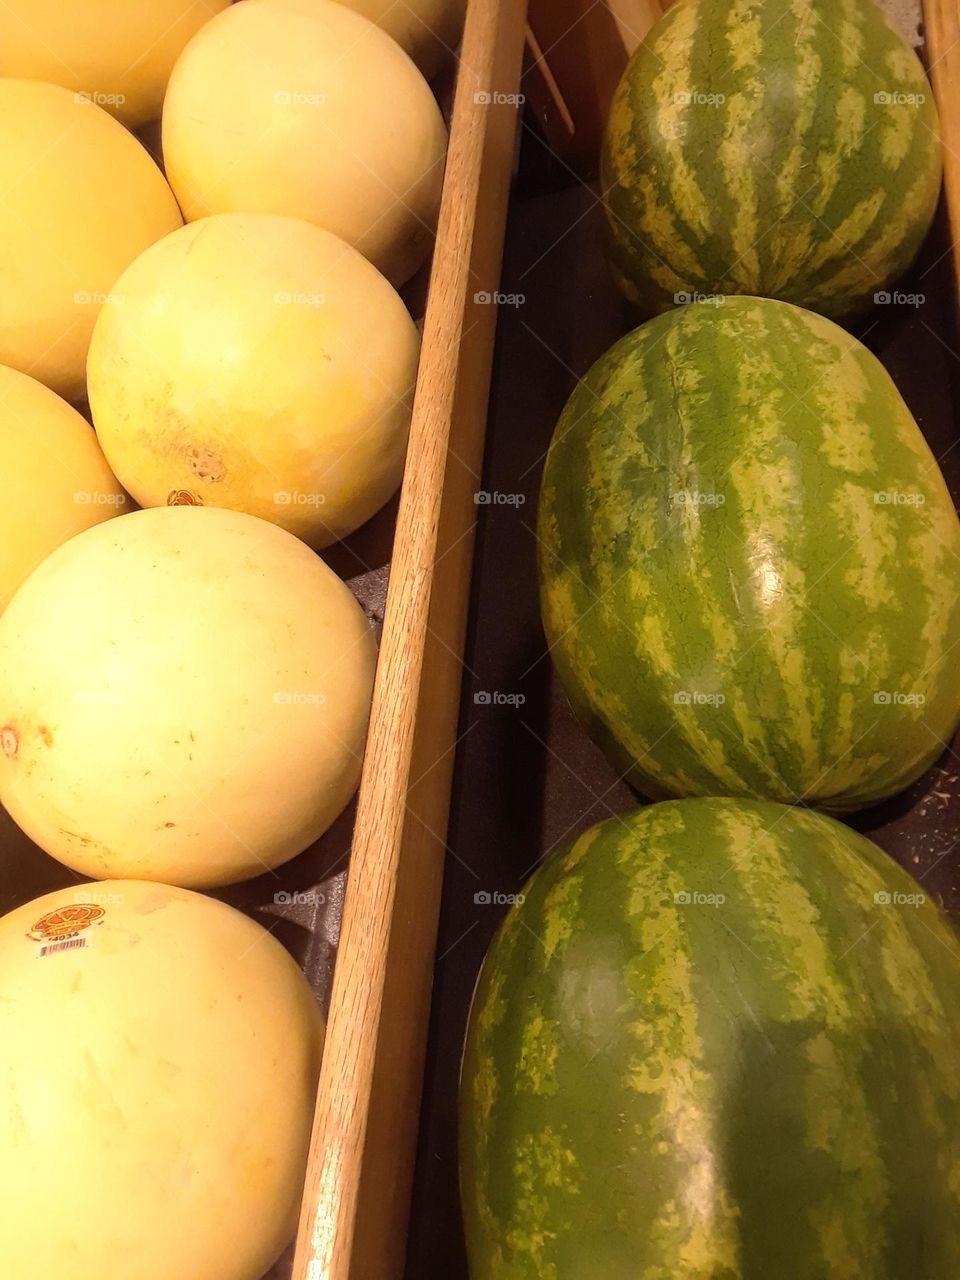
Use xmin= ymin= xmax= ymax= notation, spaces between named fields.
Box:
xmin=290 ymin=0 xmax=528 ymax=1275
xmin=923 ymin=0 xmax=960 ymax=305
xmin=523 ymin=0 xmax=664 ymax=175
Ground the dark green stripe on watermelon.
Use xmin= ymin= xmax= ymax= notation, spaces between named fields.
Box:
xmin=537 ymin=296 xmax=960 ymax=812
xmin=601 ymin=0 xmax=942 ymax=319
xmin=459 ymin=798 xmax=960 ymax=1278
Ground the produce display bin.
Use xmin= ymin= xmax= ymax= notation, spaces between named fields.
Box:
xmin=0 ymin=1 xmax=527 ymax=1278
xmin=3 ymin=0 xmax=958 ymax=1276
xmin=291 ymin=1 xmax=527 ymax=1276
xmin=403 ymin=0 xmax=960 ymax=1273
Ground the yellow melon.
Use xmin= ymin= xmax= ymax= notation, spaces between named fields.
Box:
xmin=162 ymin=0 xmax=447 ymax=286
xmin=0 ymin=506 xmax=377 ymax=887
xmin=0 ymin=365 xmax=128 ymax=611
xmin=88 ymin=213 xmax=419 ymax=548
xmin=0 ymin=879 xmax=323 ymax=1280
xmin=335 ymin=0 xmax=466 ymax=79
xmin=0 ymin=81 xmax=182 ymax=401
xmin=0 ymin=0 xmax=231 ymax=127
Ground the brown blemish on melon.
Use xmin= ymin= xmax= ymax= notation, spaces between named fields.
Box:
xmin=186 ymin=444 xmax=226 ymax=482
xmin=58 ymin=828 xmax=93 ymax=847
xmin=38 ymin=725 xmax=53 ymax=747
xmin=167 ymin=489 xmax=203 ymax=506
xmin=0 ymin=725 xmax=17 ymax=757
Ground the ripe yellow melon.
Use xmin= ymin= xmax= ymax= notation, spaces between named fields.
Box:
xmin=0 ymin=506 xmax=377 ymax=887
xmin=0 ymin=879 xmax=324 ymax=1280
xmin=0 ymin=81 xmax=182 ymax=401
xmin=0 ymin=0 xmax=231 ymax=127
xmin=334 ymin=0 xmax=466 ymax=79
xmin=162 ymin=0 xmax=447 ymax=286
xmin=0 ymin=365 xmax=128 ymax=611
xmin=88 ymin=213 xmax=419 ymax=548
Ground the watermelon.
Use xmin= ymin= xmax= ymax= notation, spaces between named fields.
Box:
xmin=601 ymin=0 xmax=942 ymax=319
xmin=459 ymin=797 xmax=960 ymax=1278
xmin=537 ymin=297 xmax=960 ymax=812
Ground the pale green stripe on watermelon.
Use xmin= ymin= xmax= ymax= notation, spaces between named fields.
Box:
xmin=768 ymin=0 xmax=823 ymax=289
xmin=600 ymin=0 xmax=942 ymax=318
xmin=649 ymin=1 xmax=714 ymax=246
xmin=724 ymin=309 xmax=824 ymax=790
xmin=716 ymin=0 xmax=763 ymax=288
xmin=538 ymin=297 xmax=960 ymax=811
xmin=617 ymin=804 xmax=742 ymax=1274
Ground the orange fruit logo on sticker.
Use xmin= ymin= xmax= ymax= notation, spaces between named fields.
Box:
xmin=27 ymin=904 xmax=105 ymax=943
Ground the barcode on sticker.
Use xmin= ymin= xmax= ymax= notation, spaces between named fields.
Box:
xmin=38 ymin=937 xmax=89 ymax=957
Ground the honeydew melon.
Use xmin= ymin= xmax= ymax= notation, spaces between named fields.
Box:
xmin=0 ymin=506 xmax=377 ymax=887
xmin=0 ymin=0 xmax=231 ymax=127
xmin=0 ymin=879 xmax=324 ymax=1280
xmin=0 ymin=81 xmax=182 ymax=401
xmin=162 ymin=0 xmax=447 ymax=286
xmin=0 ymin=365 xmax=127 ymax=611
xmin=87 ymin=213 xmax=419 ymax=548
xmin=335 ymin=0 xmax=466 ymax=79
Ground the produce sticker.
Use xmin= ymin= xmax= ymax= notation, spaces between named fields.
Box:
xmin=26 ymin=904 xmax=105 ymax=958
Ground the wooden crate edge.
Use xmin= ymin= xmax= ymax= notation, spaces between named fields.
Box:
xmin=292 ymin=1 xmax=528 ymax=1276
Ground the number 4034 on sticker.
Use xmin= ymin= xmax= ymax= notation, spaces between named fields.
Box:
xmin=27 ymin=904 xmax=105 ymax=958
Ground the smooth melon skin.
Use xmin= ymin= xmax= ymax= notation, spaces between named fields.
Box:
xmin=0 ymin=506 xmax=377 ymax=888
xmin=460 ymin=798 xmax=960 ymax=1278
xmin=0 ymin=80 xmax=183 ymax=402
xmin=334 ymin=0 xmax=466 ymax=79
xmin=602 ymin=0 xmax=942 ymax=319
xmin=0 ymin=0 xmax=231 ymax=127
xmin=87 ymin=214 xmax=420 ymax=549
xmin=162 ymin=0 xmax=448 ymax=287
xmin=0 ymin=880 xmax=324 ymax=1280
xmin=538 ymin=296 xmax=960 ymax=813
xmin=0 ymin=365 xmax=128 ymax=611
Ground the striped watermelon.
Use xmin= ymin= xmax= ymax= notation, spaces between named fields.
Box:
xmin=601 ymin=0 xmax=942 ymax=319
xmin=537 ymin=297 xmax=960 ymax=812
xmin=459 ymin=797 xmax=960 ymax=1278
